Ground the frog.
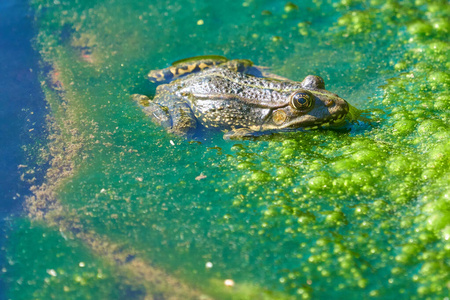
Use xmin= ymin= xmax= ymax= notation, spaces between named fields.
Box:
xmin=132 ymin=55 xmax=350 ymax=139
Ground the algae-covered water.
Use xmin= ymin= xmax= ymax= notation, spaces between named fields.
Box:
xmin=1 ymin=0 xmax=449 ymax=299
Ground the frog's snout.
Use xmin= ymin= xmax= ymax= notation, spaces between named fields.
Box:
xmin=330 ymin=96 xmax=349 ymax=113
xmin=335 ymin=99 xmax=350 ymax=124
xmin=322 ymin=95 xmax=349 ymax=125
xmin=337 ymin=99 xmax=349 ymax=114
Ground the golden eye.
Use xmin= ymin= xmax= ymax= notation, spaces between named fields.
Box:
xmin=290 ymin=92 xmax=313 ymax=110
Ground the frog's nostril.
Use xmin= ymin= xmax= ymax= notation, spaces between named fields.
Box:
xmin=324 ymin=99 xmax=334 ymax=107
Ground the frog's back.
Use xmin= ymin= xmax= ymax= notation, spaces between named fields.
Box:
xmin=178 ymin=67 xmax=303 ymax=107
xmin=165 ymin=67 xmax=303 ymax=129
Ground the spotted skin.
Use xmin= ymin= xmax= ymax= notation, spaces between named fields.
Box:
xmin=135 ymin=56 xmax=350 ymax=139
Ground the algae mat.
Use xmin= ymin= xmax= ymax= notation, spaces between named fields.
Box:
xmin=2 ymin=0 xmax=449 ymax=299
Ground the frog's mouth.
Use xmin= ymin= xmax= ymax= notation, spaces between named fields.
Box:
xmin=264 ymin=111 xmax=347 ymax=131
xmin=319 ymin=111 xmax=348 ymax=128
xmin=279 ymin=100 xmax=350 ymax=130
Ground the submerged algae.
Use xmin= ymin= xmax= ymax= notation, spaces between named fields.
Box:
xmin=3 ymin=0 xmax=449 ymax=299
xmin=2 ymin=219 xmax=147 ymax=300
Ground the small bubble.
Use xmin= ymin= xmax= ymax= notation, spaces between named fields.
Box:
xmin=224 ymin=279 xmax=235 ymax=287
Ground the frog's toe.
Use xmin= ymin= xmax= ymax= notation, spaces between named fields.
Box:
xmin=131 ymin=94 xmax=151 ymax=107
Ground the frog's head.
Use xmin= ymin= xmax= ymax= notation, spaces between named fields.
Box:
xmin=264 ymin=75 xmax=349 ymax=130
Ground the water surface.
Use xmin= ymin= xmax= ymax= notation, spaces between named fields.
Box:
xmin=1 ymin=0 xmax=449 ymax=299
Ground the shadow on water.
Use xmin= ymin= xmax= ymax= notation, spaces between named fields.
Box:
xmin=0 ymin=0 xmax=47 ymax=298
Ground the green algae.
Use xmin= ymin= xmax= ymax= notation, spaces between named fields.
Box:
xmin=4 ymin=0 xmax=449 ymax=299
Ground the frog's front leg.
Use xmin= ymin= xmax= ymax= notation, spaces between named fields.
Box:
xmin=131 ymin=94 xmax=171 ymax=128
xmin=131 ymin=94 xmax=197 ymax=137
xmin=223 ymin=127 xmax=270 ymax=140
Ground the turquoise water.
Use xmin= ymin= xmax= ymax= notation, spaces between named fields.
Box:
xmin=1 ymin=0 xmax=449 ymax=299
xmin=0 ymin=0 xmax=47 ymax=216
xmin=0 ymin=1 xmax=48 ymax=298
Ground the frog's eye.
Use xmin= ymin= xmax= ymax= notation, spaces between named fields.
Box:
xmin=290 ymin=92 xmax=313 ymax=110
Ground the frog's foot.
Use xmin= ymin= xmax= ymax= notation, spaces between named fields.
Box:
xmin=131 ymin=94 xmax=171 ymax=128
xmin=223 ymin=127 xmax=270 ymax=140
xmin=148 ymin=55 xmax=229 ymax=83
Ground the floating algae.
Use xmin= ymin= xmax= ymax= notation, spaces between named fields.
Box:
xmin=2 ymin=0 xmax=449 ymax=299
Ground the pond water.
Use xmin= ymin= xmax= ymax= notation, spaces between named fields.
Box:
xmin=1 ymin=0 xmax=449 ymax=299
xmin=0 ymin=0 xmax=48 ymax=297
